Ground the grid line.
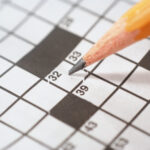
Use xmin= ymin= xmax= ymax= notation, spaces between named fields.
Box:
xmin=0 ymin=0 xmax=150 ymax=149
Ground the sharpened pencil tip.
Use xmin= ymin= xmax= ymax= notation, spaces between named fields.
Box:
xmin=69 ymin=58 xmax=86 ymax=75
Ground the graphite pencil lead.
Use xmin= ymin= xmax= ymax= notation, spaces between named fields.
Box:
xmin=68 ymin=58 xmax=86 ymax=75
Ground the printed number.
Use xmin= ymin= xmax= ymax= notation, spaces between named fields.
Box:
xmin=75 ymin=85 xmax=88 ymax=96
xmin=85 ymin=121 xmax=97 ymax=132
xmin=62 ymin=143 xmax=75 ymax=150
xmin=48 ymin=71 xmax=62 ymax=81
xmin=69 ymin=51 xmax=81 ymax=61
xmin=61 ymin=17 xmax=74 ymax=27
xmin=113 ymin=138 xmax=129 ymax=150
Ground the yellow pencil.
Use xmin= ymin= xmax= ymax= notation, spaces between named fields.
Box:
xmin=69 ymin=0 xmax=150 ymax=75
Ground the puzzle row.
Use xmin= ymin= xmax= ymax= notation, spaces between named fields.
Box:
xmin=1 ymin=0 xmax=150 ymax=70
xmin=0 ymin=0 xmax=150 ymax=73
xmin=1 ymin=60 xmax=150 ymax=145
xmin=0 ymin=90 xmax=150 ymax=150
xmin=0 ymin=0 xmax=136 ymax=44
xmin=1 ymin=40 xmax=150 ymax=99
xmin=1 ymin=125 xmax=150 ymax=150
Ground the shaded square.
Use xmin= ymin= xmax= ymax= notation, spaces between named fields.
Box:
xmin=105 ymin=146 xmax=115 ymax=150
xmin=17 ymin=27 xmax=81 ymax=78
xmin=51 ymin=94 xmax=97 ymax=129
xmin=139 ymin=50 xmax=150 ymax=71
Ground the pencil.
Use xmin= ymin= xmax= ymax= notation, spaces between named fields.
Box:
xmin=69 ymin=0 xmax=150 ymax=75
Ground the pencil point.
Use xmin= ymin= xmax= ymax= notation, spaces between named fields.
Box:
xmin=69 ymin=58 xmax=86 ymax=75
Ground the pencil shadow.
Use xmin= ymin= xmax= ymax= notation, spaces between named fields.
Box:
xmin=71 ymin=72 xmax=87 ymax=78
xmin=99 ymin=72 xmax=150 ymax=84
xmin=70 ymin=70 xmax=150 ymax=85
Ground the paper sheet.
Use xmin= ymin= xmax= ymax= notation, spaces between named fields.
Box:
xmin=0 ymin=0 xmax=150 ymax=149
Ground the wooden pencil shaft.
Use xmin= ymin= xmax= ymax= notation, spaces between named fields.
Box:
xmin=83 ymin=0 xmax=150 ymax=66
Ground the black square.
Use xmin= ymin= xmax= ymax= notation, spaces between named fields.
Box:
xmin=50 ymin=94 xmax=97 ymax=129
xmin=17 ymin=27 xmax=81 ymax=78
xmin=139 ymin=50 xmax=150 ymax=71
xmin=104 ymin=146 xmax=114 ymax=150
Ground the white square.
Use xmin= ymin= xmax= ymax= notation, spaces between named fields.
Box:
xmin=80 ymin=0 xmax=114 ymax=15
xmin=0 ymin=66 xmax=39 ymax=96
xmin=133 ymin=104 xmax=150 ymax=134
xmin=16 ymin=17 xmax=54 ymax=44
xmin=94 ymin=55 xmax=135 ymax=85
xmin=68 ymin=0 xmax=79 ymax=3
xmin=36 ymin=0 xmax=71 ymax=24
xmin=60 ymin=8 xmax=98 ymax=36
xmin=8 ymin=137 xmax=48 ymax=150
xmin=0 ymin=123 xmax=21 ymax=149
xmin=81 ymin=110 xmax=125 ymax=144
xmin=118 ymin=39 xmax=150 ymax=63
xmin=11 ymin=0 xmax=41 ymax=11
xmin=0 ymin=35 xmax=33 ymax=63
xmin=112 ymin=127 xmax=150 ymax=150
xmin=0 ymin=29 xmax=7 ymax=40
xmin=24 ymin=80 xmax=67 ymax=111
xmin=60 ymin=132 xmax=104 ymax=150
xmin=122 ymin=67 xmax=150 ymax=99
xmin=66 ymin=40 xmax=93 ymax=64
xmin=86 ymin=19 xmax=112 ymax=43
xmin=132 ymin=0 xmax=139 ymax=2
xmin=0 ymin=5 xmax=27 ymax=30
xmin=73 ymin=75 xmax=116 ymax=106
xmin=85 ymin=61 xmax=100 ymax=72
xmin=45 ymin=61 xmax=87 ymax=92
xmin=103 ymin=89 xmax=145 ymax=122
xmin=0 ymin=57 xmax=13 ymax=75
xmin=0 ymin=89 xmax=17 ymax=114
xmin=29 ymin=115 xmax=74 ymax=148
xmin=106 ymin=1 xmax=131 ymax=21
xmin=1 ymin=100 xmax=45 ymax=132
xmin=65 ymin=39 xmax=99 ymax=72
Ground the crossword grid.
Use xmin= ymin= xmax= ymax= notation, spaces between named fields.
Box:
xmin=0 ymin=0 xmax=150 ymax=150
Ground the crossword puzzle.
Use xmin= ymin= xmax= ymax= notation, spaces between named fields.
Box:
xmin=0 ymin=0 xmax=150 ymax=149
